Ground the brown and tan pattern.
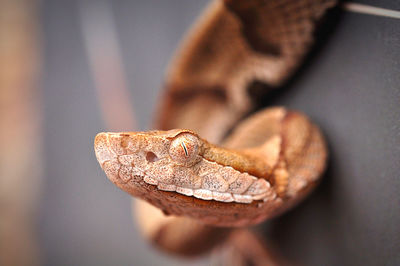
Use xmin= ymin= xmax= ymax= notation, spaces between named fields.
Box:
xmin=0 ymin=1 xmax=42 ymax=265
xmin=94 ymin=0 xmax=336 ymax=258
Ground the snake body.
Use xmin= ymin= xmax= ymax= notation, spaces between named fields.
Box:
xmin=94 ymin=0 xmax=336 ymax=258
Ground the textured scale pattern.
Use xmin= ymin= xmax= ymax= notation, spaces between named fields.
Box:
xmin=157 ymin=0 xmax=336 ymax=141
xmin=94 ymin=0 xmax=336 ymax=257
xmin=95 ymin=108 xmax=327 ymax=226
xmin=95 ymin=130 xmax=278 ymax=205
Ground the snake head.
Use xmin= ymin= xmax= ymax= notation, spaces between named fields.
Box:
xmin=94 ymin=129 xmax=203 ymax=186
xmin=93 ymin=108 xmax=328 ymax=226
xmin=95 ymin=128 xmax=275 ymax=198
xmin=94 ymin=128 xmax=281 ymax=226
xmin=93 ymin=110 xmax=329 ymax=226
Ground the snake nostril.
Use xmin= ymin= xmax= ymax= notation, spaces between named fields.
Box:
xmin=146 ymin=152 xmax=159 ymax=163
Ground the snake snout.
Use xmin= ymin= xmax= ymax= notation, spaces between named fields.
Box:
xmin=94 ymin=132 xmax=124 ymax=184
xmin=94 ymin=133 xmax=116 ymax=164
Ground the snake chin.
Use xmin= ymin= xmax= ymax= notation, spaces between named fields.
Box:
xmin=94 ymin=131 xmax=277 ymax=205
xmin=142 ymin=174 xmax=276 ymax=204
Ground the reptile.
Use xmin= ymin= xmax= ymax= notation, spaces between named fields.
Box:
xmin=94 ymin=0 xmax=336 ymax=261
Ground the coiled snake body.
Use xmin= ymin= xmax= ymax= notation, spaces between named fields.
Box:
xmin=94 ymin=0 xmax=337 ymax=260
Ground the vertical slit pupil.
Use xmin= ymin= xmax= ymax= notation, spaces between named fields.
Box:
xmin=180 ymin=142 xmax=188 ymax=156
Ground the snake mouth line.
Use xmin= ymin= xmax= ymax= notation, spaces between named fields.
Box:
xmin=139 ymin=174 xmax=275 ymax=204
xmin=101 ymin=162 xmax=274 ymax=205
xmin=143 ymin=175 xmax=253 ymax=203
xmin=95 ymin=132 xmax=277 ymax=205
xmin=99 ymin=159 xmax=275 ymax=205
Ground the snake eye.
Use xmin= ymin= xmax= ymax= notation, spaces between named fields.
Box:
xmin=169 ymin=132 xmax=200 ymax=165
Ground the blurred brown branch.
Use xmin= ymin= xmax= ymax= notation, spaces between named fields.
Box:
xmin=80 ymin=0 xmax=137 ymax=131
xmin=0 ymin=1 xmax=42 ymax=265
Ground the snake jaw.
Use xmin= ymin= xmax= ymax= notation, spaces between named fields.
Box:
xmin=93 ymin=109 xmax=328 ymax=226
xmin=94 ymin=130 xmax=277 ymax=206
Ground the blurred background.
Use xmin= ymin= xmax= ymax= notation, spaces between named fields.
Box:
xmin=0 ymin=0 xmax=399 ymax=265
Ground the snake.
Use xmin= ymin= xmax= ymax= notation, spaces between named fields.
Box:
xmin=94 ymin=0 xmax=337 ymax=260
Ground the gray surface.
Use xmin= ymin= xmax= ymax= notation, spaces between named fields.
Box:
xmin=266 ymin=8 xmax=400 ymax=266
xmin=39 ymin=1 xmax=209 ymax=265
xmin=38 ymin=1 xmax=400 ymax=265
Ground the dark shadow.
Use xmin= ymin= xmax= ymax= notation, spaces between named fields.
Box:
xmin=247 ymin=4 xmax=344 ymax=111
xmin=247 ymin=4 xmax=346 ymax=264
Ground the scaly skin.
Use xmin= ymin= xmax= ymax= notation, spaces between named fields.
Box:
xmin=94 ymin=108 xmax=327 ymax=227
xmin=94 ymin=0 xmax=336 ymax=259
